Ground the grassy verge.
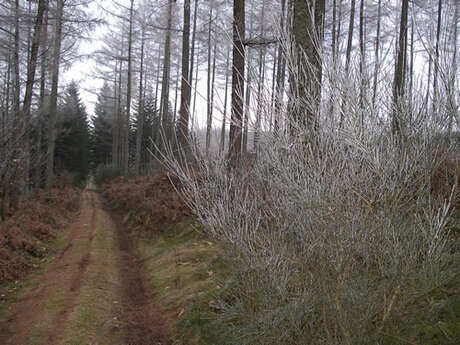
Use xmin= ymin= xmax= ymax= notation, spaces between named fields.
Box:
xmin=135 ymin=219 xmax=232 ymax=344
xmin=162 ymin=241 xmax=459 ymax=345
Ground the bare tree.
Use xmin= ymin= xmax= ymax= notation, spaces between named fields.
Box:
xmin=206 ymin=4 xmax=214 ymax=155
xmin=135 ymin=9 xmax=146 ymax=175
xmin=432 ymin=0 xmax=442 ymax=118
xmin=339 ymin=0 xmax=355 ymax=128
xmin=220 ymin=47 xmax=231 ymax=153
xmin=228 ymin=0 xmax=245 ymax=166
xmin=45 ymin=0 xmax=64 ymax=189
xmin=159 ymin=0 xmax=174 ymax=150
xmin=392 ymin=0 xmax=409 ymax=138
xmin=372 ymin=0 xmax=381 ymax=109
xmin=274 ymin=0 xmax=287 ymax=136
xmin=123 ymin=0 xmax=134 ymax=175
xmin=290 ymin=0 xmax=325 ymax=139
xmin=17 ymin=0 xmax=47 ymax=194
xmin=177 ymin=0 xmax=191 ymax=156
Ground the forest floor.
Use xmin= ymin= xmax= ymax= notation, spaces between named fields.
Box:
xmin=0 ymin=187 xmax=171 ymax=345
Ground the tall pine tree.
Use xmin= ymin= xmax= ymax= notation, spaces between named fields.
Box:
xmin=54 ymin=82 xmax=90 ymax=184
xmin=91 ymin=83 xmax=115 ymax=167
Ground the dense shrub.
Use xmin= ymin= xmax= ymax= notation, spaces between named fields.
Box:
xmin=166 ymin=128 xmax=460 ymax=344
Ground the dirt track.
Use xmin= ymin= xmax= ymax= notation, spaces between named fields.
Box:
xmin=0 ymin=189 xmax=170 ymax=345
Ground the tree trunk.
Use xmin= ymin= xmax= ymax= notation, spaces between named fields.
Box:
xmin=154 ymin=44 xmax=161 ymax=111
xmin=173 ymin=64 xmax=180 ymax=126
xmin=206 ymin=5 xmax=214 ymax=155
xmin=339 ymin=0 xmax=355 ymax=128
xmin=274 ymin=0 xmax=287 ymax=136
xmin=45 ymin=0 xmax=64 ymax=189
xmin=220 ymin=47 xmax=231 ymax=153
xmin=113 ymin=53 xmax=123 ymax=168
xmin=448 ymin=0 xmax=458 ymax=130
xmin=409 ymin=15 xmax=414 ymax=111
xmin=358 ymin=0 xmax=365 ymax=124
xmin=331 ymin=0 xmax=337 ymax=64
xmin=188 ymin=0 xmax=198 ymax=131
xmin=12 ymin=0 xmax=20 ymax=127
xmin=123 ymin=0 xmax=134 ymax=175
xmin=243 ymin=50 xmax=251 ymax=154
xmin=291 ymin=0 xmax=325 ymax=138
xmin=432 ymin=0 xmax=442 ymax=119
xmin=178 ymin=0 xmax=191 ymax=156
xmin=19 ymin=0 xmax=47 ymax=194
xmin=115 ymin=39 xmax=124 ymax=168
xmin=335 ymin=0 xmax=343 ymax=60
xmin=229 ymin=0 xmax=245 ymax=166
xmin=135 ymin=23 xmax=146 ymax=175
xmin=392 ymin=0 xmax=409 ymax=138
xmin=159 ymin=0 xmax=173 ymax=153
xmin=192 ymin=46 xmax=200 ymax=131
xmin=269 ymin=45 xmax=277 ymax=131
xmin=35 ymin=1 xmax=49 ymax=188
xmin=208 ymin=42 xmax=217 ymax=153
xmin=254 ymin=0 xmax=266 ymax=150
xmin=372 ymin=0 xmax=381 ymax=109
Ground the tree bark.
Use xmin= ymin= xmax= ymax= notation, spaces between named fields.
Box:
xmin=35 ymin=1 xmax=49 ymax=188
xmin=358 ymin=0 xmax=365 ymax=123
xmin=123 ymin=0 xmax=135 ymax=175
xmin=372 ymin=0 xmax=381 ymax=109
xmin=291 ymin=0 xmax=325 ymax=138
xmin=432 ymin=0 xmax=442 ymax=119
xmin=274 ymin=0 xmax=287 ymax=136
xmin=12 ymin=0 xmax=20 ymax=127
xmin=135 ymin=22 xmax=146 ymax=175
xmin=448 ymin=0 xmax=458 ymax=130
xmin=158 ymin=0 xmax=174 ymax=153
xmin=229 ymin=0 xmax=245 ymax=166
xmin=243 ymin=50 xmax=251 ymax=154
xmin=20 ymin=0 xmax=47 ymax=193
xmin=220 ymin=47 xmax=231 ymax=153
xmin=339 ymin=0 xmax=355 ymax=127
xmin=45 ymin=0 xmax=64 ymax=189
xmin=178 ymin=0 xmax=191 ymax=156
xmin=392 ymin=0 xmax=409 ymax=138
xmin=208 ymin=42 xmax=217 ymax=153
xmin=206 ymin=5 xmax=214 ymax=155
xmin=254 ymin=0 xmax=266 ymax=150
xmin=187 ymin=0 xmax=198 ymax=130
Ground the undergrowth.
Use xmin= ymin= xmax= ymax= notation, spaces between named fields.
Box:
xmin=101 ymin=162 xmax=460 ymax=345
xmin=100 ymin=174 xmax=192 ymax=235
xmin=163 ymin=131 xmax=460 ymax=345
xmin=0 ymin=188 xmax=80 ymax=291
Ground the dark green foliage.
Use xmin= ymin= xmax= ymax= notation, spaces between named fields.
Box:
xmin=131 ymin=96 xmax=160 ymax=173
xmin=54 ymin=82 xmax=90 ymax=185
xmin=91 ymin=82 xmax=115 ymax=167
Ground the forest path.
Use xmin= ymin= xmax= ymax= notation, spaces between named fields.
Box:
xmin=0 ymin=188 xmax=169 ymax=345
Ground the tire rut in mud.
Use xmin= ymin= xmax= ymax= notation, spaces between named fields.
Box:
xmin=112 ymin=211 xmax=171 ymax=345
xmin=0 ymin=191 xmax=96 ymax=345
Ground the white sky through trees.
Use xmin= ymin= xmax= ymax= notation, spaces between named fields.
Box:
xmin=62 ymin=0 xmax=457 ymax=132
